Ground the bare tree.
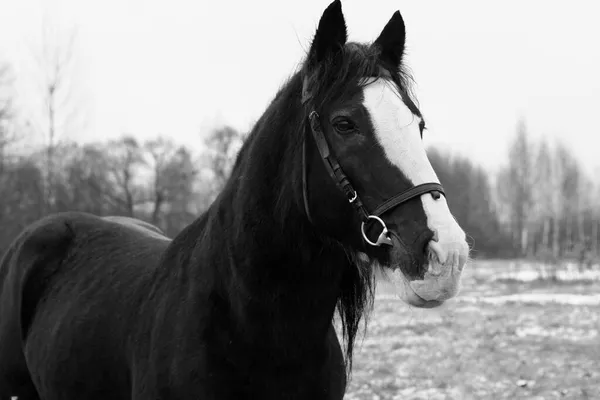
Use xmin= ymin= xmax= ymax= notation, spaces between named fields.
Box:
xmin=0 ymin=61 xmax=17 ymax=232
xmin=497 ymin=118 xmax=535 ymax=256
xmin=106 ymin=136 xmax=147 ymax=217
xmin=145 ymin=137 xmax=175 ymax=224
xmin=51 ymin=142 xmax=122 ymax=215
xmin=532 ymin=138 xmax=554 ymax=258
xmin=0 ymin=62 xmax=17 ymax=169
xmin=27 ymin=21 xmax=80 ymax=213
xmin=203 ymin=125 xmax=245 ymax=198
xmin=554 ymin=142 xmax=585 ymax=256
xmin=144 ymin=137 xmax=198 ymax=226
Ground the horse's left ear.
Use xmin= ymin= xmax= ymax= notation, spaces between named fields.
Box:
xmin=307 ymin=0 xmax=347 ymax=68
xmin=374 ymin=11 xmax=406 ymax=68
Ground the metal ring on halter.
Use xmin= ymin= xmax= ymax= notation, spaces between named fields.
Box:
xmin=360 ymin=215 xmax=394 ymax=247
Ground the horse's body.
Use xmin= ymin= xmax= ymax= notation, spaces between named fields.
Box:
xmin=0 ymin=212 xmax=346 ymax=399
xmin=0 ymin=214 xmax=164 ymax=398
xmin=0 ymin=2 xmax=469 ymax=399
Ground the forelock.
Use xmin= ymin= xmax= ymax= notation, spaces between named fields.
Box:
xmin=302 ymin=42 xmax=419 ymax=116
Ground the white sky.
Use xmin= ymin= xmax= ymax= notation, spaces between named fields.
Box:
xmin=0 ymin=0 xmax=599 ymax=174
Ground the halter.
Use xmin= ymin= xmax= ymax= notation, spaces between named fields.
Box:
xmin=301 ymin=77 xmax=445 ymax=247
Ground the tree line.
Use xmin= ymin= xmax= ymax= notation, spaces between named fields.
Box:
xmin=494 ymin=119 xmax=600 ymax=265
xmin=0 ymin=56 xmax=598 ymax=265
xmin=0 ymin=111 xmax=244 ymax=247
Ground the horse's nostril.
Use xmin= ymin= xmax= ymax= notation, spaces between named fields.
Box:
xmin=431 ymin=190 xmax=441 ymax=200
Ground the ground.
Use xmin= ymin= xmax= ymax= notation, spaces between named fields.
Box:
xmin=343 ymin=260 xmax=600 ymax=400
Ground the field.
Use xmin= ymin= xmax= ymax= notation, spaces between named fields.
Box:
xmin=343 ymin=260 xmax=600 ymax=400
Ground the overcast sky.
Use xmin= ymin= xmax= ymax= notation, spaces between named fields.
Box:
xmin=0 ymin=0 xmax=599 ymax=174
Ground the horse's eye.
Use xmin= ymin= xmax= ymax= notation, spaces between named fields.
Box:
xmin=333 ymin=119 xmax=356 ymax=135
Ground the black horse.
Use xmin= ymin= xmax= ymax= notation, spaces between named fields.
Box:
xmin=0 ymin=1 xmax=469 ymax=399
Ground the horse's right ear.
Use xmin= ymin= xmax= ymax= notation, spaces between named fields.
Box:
xmin=306 ymin=0 xmax=347 ymax=69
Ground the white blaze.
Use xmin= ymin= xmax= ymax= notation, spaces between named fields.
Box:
xmin=362 ymin=79 xmax=468 ymax=304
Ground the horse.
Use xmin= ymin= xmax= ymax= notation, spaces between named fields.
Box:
xmin=0 ymin=1 xmax=469 ymax=399
xmin=101 ymin=215 xmax=170 ymax=239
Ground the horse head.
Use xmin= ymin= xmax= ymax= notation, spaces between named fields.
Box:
xmin=301 ymin=0 xmax=469 ymax=308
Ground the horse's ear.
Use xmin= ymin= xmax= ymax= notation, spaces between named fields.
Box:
xmin=307 ymin=0 xmax=347 ymax=68
xmin=374 ymin=11 xmax=406 ymax=68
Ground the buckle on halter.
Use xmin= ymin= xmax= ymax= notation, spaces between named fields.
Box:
xmin=347 ymin=189 xmax=357 ymax=203
xmin=361 ymin=215 xmax=393 ymax=247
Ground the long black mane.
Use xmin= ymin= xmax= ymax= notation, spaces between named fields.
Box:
xmin=221 ymin=41 xmax=420 ymax=372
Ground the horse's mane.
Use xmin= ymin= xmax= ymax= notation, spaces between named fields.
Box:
xmin=218 ymin=41 xmax=420 ymax=374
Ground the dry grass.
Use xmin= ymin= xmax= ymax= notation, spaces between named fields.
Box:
xmin=343 ymin=260 xmax=600 ymax=400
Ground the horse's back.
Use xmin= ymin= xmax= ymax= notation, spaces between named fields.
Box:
xmin=0 ymin=212 xmax=169 ymax=399
xmin=102 ymin=215 xmax=168 ymax=238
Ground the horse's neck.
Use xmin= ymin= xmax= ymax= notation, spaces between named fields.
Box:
xmin=192 ymin=118 xmax=348 ymax=352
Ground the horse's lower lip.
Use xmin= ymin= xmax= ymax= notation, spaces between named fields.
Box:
xmin=387 ymin=266 xmax=446 ymax=308
xmin=402 ymin=274 xmax=445 ymax=308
